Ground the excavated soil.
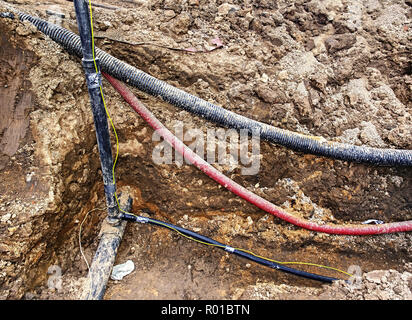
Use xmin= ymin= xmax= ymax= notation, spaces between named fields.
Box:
xmin=0 ymin=0 xmax=411 ymax=300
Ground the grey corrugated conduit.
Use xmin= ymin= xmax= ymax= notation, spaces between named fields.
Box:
xmin=6 ymin=11 xmax=412 ymax=166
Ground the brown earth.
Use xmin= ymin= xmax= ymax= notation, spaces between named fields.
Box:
xmin=0 ymin=0 xmax=411 ymax=300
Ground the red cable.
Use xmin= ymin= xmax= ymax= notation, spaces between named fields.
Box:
xmin=103 ymin=72 xmax=412 ymax=235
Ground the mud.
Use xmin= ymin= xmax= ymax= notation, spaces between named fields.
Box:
xmin=0 ymin=0 xmax=411 ymax=300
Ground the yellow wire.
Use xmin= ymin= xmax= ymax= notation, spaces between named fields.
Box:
xmin=88 ymin=0 xmax=125 ymax=216
xmin=87 ymin=0 xmax=352 ymax=280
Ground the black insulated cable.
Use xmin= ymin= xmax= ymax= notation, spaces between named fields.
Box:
xmin=121 ymin=213 xmax=341 ymax=283
xmin=3 ymin=11 xmax=411 ymax=166
xmin=72 ymin=0 xmax=119 ymax=224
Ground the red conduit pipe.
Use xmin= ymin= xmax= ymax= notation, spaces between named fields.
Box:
xmin=103 ymin=72 xmax=412 ymax=236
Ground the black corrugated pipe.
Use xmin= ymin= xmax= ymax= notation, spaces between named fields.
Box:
xmin=72 ymin=0 xmax=119 ymax=224
xmin=2 ymin=11 xmax=412 ymax=166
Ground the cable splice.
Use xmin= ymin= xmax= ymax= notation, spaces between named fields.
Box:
xmin=6 ymin=10 xmax=412 ymax=166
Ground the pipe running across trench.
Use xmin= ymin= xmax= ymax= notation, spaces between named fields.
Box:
xmin=103 ymin=73 xmax=412 ymax=236
xmin=3 ymin=11 xmax=412 ymax=166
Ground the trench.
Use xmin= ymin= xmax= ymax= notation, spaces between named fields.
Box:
xmin=0 ymin=0 xmax=411 ymax=300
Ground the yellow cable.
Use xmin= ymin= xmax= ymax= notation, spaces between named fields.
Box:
xmin=86 ymin=0 xmax=352 ymax=280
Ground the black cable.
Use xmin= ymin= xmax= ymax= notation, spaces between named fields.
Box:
xmin=121 ymin=213 xmax=342 ymax=283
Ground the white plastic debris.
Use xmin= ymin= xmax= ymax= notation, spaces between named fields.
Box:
xmin=362 ymin=219 xmax=384 ymax=225
xmin=110 ymin=260 xmax=135 ymax=281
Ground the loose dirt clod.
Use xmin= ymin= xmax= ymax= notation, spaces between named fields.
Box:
xmin=0 ymin=0 xmax=411 ymax=300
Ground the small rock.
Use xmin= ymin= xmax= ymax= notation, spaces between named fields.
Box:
xmin=16 ymin=25 xmax=32 ymax=37
xmin=387 ymin=125 xmax=411 ymax=148
xmin=339 ymin=128 xmax=361 ymax=145
xmin=24 ymin=292 xmax=35 ymax=300
xmin=359 ymin=121 xmax=386 ymax=147
xmin=171 ymin=13 xmax=192 ymax=35
xmin=164 ymin=10 xmax=176 ymax=19
xmin=278 ymin=70 xmax=288 ymax=80
xmin=260 ymin=73 xmax=269 ymax=83
xmin=98 ymin=21 xmax=112 ymax=31
xmin=1 ymin=213 xmax=11 ymax=223
xmin=123 ymin=14 xmax=135 ymax=25
xmin=25 ymin=172 xmax=35 ymax=183
xmin=393 ymin=284 xmax=403 ymax=295
xmin=255 ymin=85 xmax=277 ymax=103
xmin=305 ymin=39 xmax=315 ymax=51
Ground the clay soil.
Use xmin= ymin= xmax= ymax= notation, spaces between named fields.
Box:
xmin=0 ymin=0 xmax=411 ymax=300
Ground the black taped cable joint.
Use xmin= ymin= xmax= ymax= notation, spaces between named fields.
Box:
xmin=73 ymin=0 xmax=120 ymax=224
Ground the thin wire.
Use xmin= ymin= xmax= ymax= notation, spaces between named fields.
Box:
xmin=87 ymin=0 xmax=352 ymax=280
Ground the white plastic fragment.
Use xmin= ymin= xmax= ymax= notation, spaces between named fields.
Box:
xmin=362 ymin=219 xmax=384 ymax=225
xmin=110 ymin=260 xmax=135 ymax=281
